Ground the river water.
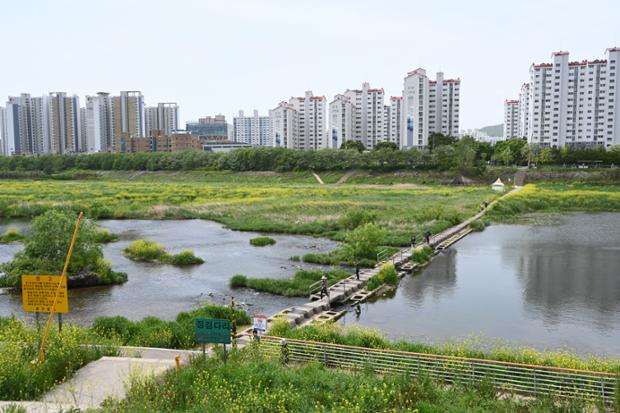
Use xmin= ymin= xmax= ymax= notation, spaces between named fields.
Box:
xmin=0 ymin=220 xmax=337 ymax=324
xmin=342 ymin=213 xmax=620 ymax=356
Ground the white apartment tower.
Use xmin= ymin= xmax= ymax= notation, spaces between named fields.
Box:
xmin=429 ymin=72 xmax=461 ymax=136
xmin=342 ymin=82 xmax=386 ymax=148
xmin=85 ymin=92 xmax=114 ymax=152
xmin=328 ymin=94 xmax=353 ymax=149
xmin=518 ymin=83 xmax=530 ymax=138
xmin=233 ymin=110 xmax=272 ymax=146
xmin=504 ymin=100 xmax=520 ymax=139
xmin=288 ymin=91 xmax=327 ymax=150
xmin=269 ymin=102 xmax=298 ymax=149
xmin=387 ymin=96 xmax=402 ymax=144
xmin=4 ymin=94 xmax=50 ymax=155
xmin=508 ymin=48 xmax=620 ymax=148
xmin=401 ymin=69 xmax=430 ymax=149
xmin=0 ymin=107 xmax=5 ymax=156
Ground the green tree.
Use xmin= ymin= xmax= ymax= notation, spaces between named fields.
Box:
xmin=0 ymin=210 xmax=126 ymax=287
xmin=342 ymin=223 xmax=387 ymax=263
xmin=340 ymin=140 xmax=366 ymax=153
xmin=428 ymin=133 xmax=457 ymax=151
xmin=373 ymin=141 xmax=399 ymax=151
xmin=453 ymin=137 xmax=478 ymax=174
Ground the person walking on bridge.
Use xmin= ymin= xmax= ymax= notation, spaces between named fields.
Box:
xmin=320 ymin=275 xmax=329 ymax=300
xmin=424 ymin=231 xmax=431 ymax=245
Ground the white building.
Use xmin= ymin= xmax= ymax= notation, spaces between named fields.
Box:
xmin=270 ymin=91 xmax=326 ymax=150
xmin=0 ymin=106 xmax=5 ymax=156
xmin=518 ymin=83 xmax=530 ymax=138
xmin=328 ymin=94 xmax=353 ymax=149
xmin=401 ymin=69 xmax=461 ymax=149
xmin=504 ymin=99 xmax=520 ymax=139
xmin=269 ymin=101 xmax=298 ymax=149
xmin=289 ymin=91 xmax=327 ymax=150
xmin=429 ymin=72 xmax=460 ymax=136
xmin=387 ymin=96 xmax=402 ymax=144
xmin=507 ymin=48 xmax=620 ymax=148
xmin=342 ymin=82 xmax=386 ymax=149
xmin=85 ymin=92 xmax=114 ymax=153
xmin=4 ymin=94 xmax=50 ymax=155
xmin=145 ymin=102 xmax=179 ymax=136
xmin=233 ymin=110 xmax=272 ymax=146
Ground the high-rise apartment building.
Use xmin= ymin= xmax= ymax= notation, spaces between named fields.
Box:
xmin=504 ymin=99 xmax=520 ymax=139
xmin=342 ymin=83 xmax=386 ymax=149
xmin=85 ymin=92 xmax=114 ymax=153
xmin=288 ymin=91 xmax=327 ymax=150
xmin=4 ymin=94 xmax=50 ymax=155
xmin=518 ymin=83 xmax=530 ymax=138
xmin=0 ymin=107 xmax=5 ymax=156
xmin=269 ymin=102 xmax=298 ymax=149
xmin=48 ymin=92 xmax=81 ymax=154
xmin=269 ymin=91 xmax=326 ymax=150
xmin=233 ymin=110 xmax=272 ymax=146
xmin=429 ymin=72 xmax=460 ymax=137
xmin=112 ymin=91 xmax=145 ymax=146
xmin=401 ymin=69 xmax=460 ymax=149
xmin=145 ymin=103 xmax=179 ymax=136
xmin=328 ymin=94 xmax=353 ymax=149
xmin=387 ymin=96 xmax=402 ymax=144
xmin=506 ymin=48 xmax=620 ymax=148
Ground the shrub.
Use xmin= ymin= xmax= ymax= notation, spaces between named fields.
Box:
xmin=168 ymin=250 xmax=204 ymax=265
xmin=124 ymin=240 xmax=203 ymax=266
xmin=412 ymin=245 xmax=434 ymax=264
xmin=469 ymin=219 xmax=486 ymax=232
xmin=91 ymin=304 xmax=251 ymax=349
xmin=230 ymin=274 xmax=248 ymax=288
xmin=93 ymin=228 xmax=119 ymax=243
xmin=0 ymin=317 xmax=117 ymax=400
xmin=339 ymin=207 xmax=376 ymax=230
xmin=366 ymin=263 xmax=398 ymax=291
xmin=0 ymin=228 xmax=26 ymax=244
xmin=249 ymin=236 xmax=276 ymax=247
xmin=124 ymin=239 xmax=166 ymax=261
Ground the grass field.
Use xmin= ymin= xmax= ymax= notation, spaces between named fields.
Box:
xmin=0 ymin=174 xmax=499 ymax=246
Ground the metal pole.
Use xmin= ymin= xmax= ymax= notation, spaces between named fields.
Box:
xmin=223 ymin=344 xmax=227 ymax=364
xmin=202 ymin=344 xmax=206 ymax=358
xmin=35 ymin=312 xmax=40 ymax=332
xmin=58 ymin=313 xmax=62 ymax=333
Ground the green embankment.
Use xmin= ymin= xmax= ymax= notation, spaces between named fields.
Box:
xmin=95 ymin=351 xmax=599 ymax=413
xmin=488 ymin=183 xmax=620 ymax=220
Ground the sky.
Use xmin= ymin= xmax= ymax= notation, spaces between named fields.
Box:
xmin=1 ymin=0 xmax=619 ymax=130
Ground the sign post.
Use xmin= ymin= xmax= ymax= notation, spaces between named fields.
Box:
xmin=195 ymin=318 xmax=231 ymax=363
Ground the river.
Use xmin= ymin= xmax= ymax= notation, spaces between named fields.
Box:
xmin=342 ymin=213 xmax=620 ymax=356
xmin=0 ymin=219 xmax=337 ymax=324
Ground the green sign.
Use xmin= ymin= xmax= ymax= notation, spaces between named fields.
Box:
xmin=195 ymin=318 xmax=231 ymax=344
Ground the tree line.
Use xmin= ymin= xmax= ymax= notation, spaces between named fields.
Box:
xmin=1 ymin=134 xmax=619 ymax=174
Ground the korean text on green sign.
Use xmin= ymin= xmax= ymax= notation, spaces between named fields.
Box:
xmin=195 ymin=318 xmax=231 ymax=344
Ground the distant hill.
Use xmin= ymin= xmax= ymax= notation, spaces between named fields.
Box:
xmin=479 ymin=124 xmax=503 ymax=137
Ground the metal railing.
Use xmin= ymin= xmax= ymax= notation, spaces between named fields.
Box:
xmin=250 ymin=335 xmax=619 ymax=404
xmin=376 ymin=248 xmax=392 ymax=263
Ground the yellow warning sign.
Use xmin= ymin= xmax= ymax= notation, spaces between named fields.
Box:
xmin=21 ymin=275 xmax=68 ymax=313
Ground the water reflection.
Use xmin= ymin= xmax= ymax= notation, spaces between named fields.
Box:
xmin=344 ymin=213 xmax=620 ymax=355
